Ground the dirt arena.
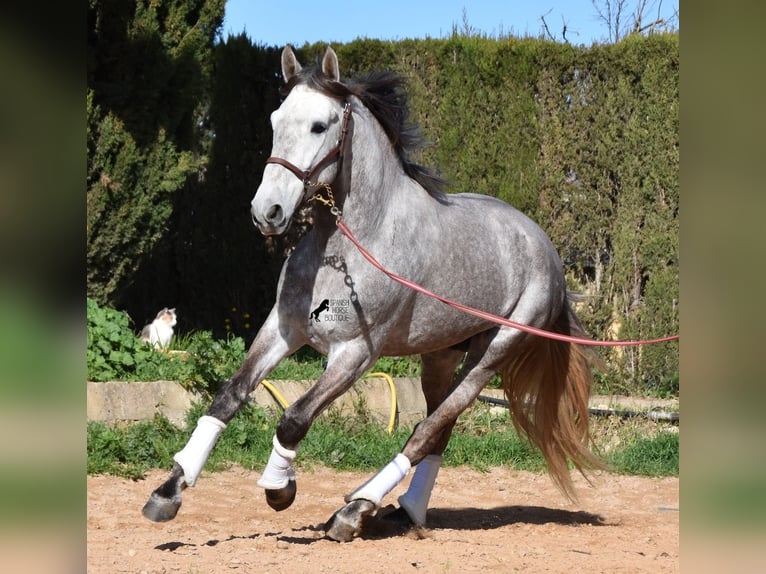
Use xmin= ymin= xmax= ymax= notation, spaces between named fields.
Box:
xmin=87 ymin=465 xmax=678 ymax=573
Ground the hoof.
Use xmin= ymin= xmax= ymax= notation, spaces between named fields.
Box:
xmin=142 ymin=464 xmax=185 ymax=522
xmin=325 ymin=499 xmax=376 ymax=542
xmin=142 ymin=491 xmax=182 ymax=522
xmin=265 ymin=479 xmax=296 ymax=511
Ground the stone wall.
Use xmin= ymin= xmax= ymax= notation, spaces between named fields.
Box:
xmin=86 ymin=377 xmax=429 ymax=429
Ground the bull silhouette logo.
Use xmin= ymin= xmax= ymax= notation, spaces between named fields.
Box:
xmin=310 ymin=299 xmax=330 ymax=322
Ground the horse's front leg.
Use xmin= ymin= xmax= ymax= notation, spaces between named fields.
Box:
xmin=142 ymin=315 xmax=295 ymax=522
xmin=254 ymin=347 xmax=373 ymax=513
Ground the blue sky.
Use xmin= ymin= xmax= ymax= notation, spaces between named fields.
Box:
xmin=222 ymin=0 xmax=678 ymax=48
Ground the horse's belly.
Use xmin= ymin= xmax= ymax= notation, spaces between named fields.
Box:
xmin=376 ymin=298 xmax=497 ymax=356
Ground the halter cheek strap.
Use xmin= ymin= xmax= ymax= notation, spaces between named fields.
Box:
xmin=265 ymin=102 xmax=352 ymax=188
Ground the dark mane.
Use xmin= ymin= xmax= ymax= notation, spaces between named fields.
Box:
xmin=283 ymin=63 xmax=448 ymax=198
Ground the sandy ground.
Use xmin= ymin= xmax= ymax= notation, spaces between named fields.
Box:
xmin=87 ymin=464 xmax=678 ymax=573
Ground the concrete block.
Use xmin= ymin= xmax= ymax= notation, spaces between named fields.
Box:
xmin=87 ymin=378 xmax=428 ymax=430
xmin=87 ymin=380 xmax=200 ymax=428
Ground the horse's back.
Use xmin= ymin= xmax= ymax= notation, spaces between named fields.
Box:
xmin=439 ymin=191 xmax=562 ymax=274
xmin=446 ymin=192 xmax=547 ymax=233
xmin=373 ymin=190 xmax=566 ymax=341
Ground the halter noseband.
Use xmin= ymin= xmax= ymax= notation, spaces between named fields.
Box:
xmin=265 ymin=102 xmax=352 ymax=188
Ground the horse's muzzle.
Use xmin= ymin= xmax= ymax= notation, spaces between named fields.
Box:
xmin=251 ymin=202 xmax=289 ymax=236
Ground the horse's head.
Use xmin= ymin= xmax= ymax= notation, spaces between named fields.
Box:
xmin=251 ymin=46 xmax=347 ymax=236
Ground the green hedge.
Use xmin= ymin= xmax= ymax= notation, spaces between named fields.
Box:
xmin=87 ymin=13 xmax=678 ymax=394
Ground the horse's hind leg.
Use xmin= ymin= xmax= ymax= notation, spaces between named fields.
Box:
xmin=324 ymin=348 xmax=463 ymax=540
xmin=397 ymin=347 xmax=464 ymax=525
xmin=326 ymin=332 xmax=512 ymax=541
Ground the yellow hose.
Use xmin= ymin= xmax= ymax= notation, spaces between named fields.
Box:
xmin=260 ymin=379 xmax=290 ymax=409
xmin=363 ymin=371 xmax=397 ymax=435
xmin=259 ymin=372 xmax=398 ymax=434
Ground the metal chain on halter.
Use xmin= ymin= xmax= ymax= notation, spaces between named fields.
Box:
xmin=308 ymin=182 xmax=342 ymax=220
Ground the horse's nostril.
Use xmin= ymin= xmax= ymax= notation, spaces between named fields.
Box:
xmin=266 ymin=204 xmax=283 ymax=224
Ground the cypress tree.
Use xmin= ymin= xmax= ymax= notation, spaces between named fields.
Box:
xmin=86 ymin=0 xmax=225 ymax=305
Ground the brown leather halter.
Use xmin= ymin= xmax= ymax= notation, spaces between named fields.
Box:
xmin=264 ymin=102 xmax=352 ymax=188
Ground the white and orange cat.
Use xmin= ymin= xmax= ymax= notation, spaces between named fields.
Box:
xmin=140 ymin=307 xmax=177 ymax=349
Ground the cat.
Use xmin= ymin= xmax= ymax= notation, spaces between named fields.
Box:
xmin=140 ymin=307 xmax=177 ymax=349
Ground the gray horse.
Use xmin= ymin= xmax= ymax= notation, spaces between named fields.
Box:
xmin=143 ymin=45 xmax=601 ymax=541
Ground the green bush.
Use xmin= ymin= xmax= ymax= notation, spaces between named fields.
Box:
xmin=172 ymin=331 xmax=245 ymax=395
xmin=87 ymin=297 xmax=152 ymax=381
xmin=87 ymin=298 xmax=245 ymax=396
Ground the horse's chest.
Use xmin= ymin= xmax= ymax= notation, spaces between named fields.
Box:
xmin=281 ymin=254 xmax=382 ymax=336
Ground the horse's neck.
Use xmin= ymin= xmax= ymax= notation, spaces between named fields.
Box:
xmin=340 ymin=104 xmax=412 ymax=237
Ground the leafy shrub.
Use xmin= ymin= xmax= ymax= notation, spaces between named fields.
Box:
xmin=87 ymin=298 xmax=246 ymax=396
xmin=175 ymin=331 xmax=245 ymax=395
xmin=87 ymin=297 xmax=153 ymax=381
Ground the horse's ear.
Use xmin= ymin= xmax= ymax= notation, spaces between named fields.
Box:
xmin=281 ymin=45 xmax=302 ymax=84
xmin=321 ymin=46 xmax=340 ymax=82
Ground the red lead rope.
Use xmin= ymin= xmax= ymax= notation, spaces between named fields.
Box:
xmin=336 ymin=219 xmax=679 ymax=347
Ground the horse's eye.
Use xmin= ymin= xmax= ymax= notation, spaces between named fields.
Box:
xmin=311 ymin=122 xmax=327 ymax=134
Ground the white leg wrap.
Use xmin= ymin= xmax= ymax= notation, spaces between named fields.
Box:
xmin=348 ymin=453 xmax=411 ymax=508
xmin=398 ymin=454 xmax=443 ymax=525
xmin=256 ymin=435 xmax=297 ymax=489
xmin=173 ymin=415 xmax=226 ymax=487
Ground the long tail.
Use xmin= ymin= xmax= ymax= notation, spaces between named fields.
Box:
xmin=500 ymin=302 xmax=605 ymax=501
